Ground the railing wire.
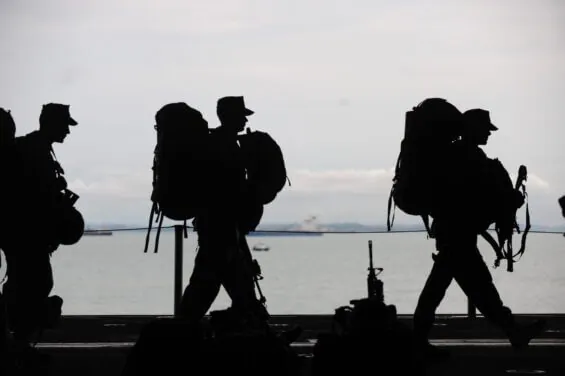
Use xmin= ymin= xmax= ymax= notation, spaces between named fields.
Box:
xmin=84 ymin=226 xmax=564 ymax=235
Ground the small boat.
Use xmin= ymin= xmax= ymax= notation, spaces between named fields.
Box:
xmin=252 ymin=242 xmax=270 ymax=252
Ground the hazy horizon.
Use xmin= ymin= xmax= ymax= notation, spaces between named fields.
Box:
xmin=84 ymin=218 xmax=565 ymax=231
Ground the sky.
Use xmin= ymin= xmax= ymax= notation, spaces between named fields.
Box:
xmin=1 ymin=0 xmax=564 ymax=226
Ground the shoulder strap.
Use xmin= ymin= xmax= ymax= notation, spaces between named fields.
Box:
xmin=480 ymin=230 xmax=504 ymax=268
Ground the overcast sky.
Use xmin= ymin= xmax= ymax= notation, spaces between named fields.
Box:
xmin=1 ymin=0 xmax=564 ymax=226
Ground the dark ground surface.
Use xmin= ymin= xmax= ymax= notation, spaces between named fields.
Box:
xmin=6 ymin=314 xmax=565 ymax=375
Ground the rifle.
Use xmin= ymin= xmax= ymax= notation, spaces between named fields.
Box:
xmin=341 ymin=240 xmax=396 ymax=334
xmin=236 ymin=228 xmax=269 ymax=316
xmin=490 ymin=164 xmax=529 ymax=272
xmin=366 ymin=240 xmax=384 ymax=301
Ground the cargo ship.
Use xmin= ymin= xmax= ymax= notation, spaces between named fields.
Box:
xmin=83 ymin=229 xmax=113 ymax=236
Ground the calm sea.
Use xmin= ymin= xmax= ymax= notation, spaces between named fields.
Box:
xmin=1 ymin=231 xmax=563 ymax=315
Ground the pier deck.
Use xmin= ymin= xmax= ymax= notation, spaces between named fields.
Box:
xmin=19 ymin=314 xmax=565 ymax=375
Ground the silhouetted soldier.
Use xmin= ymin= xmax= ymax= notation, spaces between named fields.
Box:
xmin=0 ymin=107 xmax=16 ymax=250
xmin=2 ymin=103 xmax=75 ymax=351
xmin=179 ymin=96 xmax=268 ymax=327
xmin=0 ymin=107 xmax=17 ymax=367
xmin=413 ymin=109 xmax=545 ymax=358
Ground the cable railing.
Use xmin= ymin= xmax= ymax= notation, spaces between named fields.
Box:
xmin=84 ymin=226 xmax=564 ymax=235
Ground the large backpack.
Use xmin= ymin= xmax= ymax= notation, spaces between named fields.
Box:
xmin=237 ymin=128 xmax=290 ymax=206
xmin=387 ymin=98 xmax=464 ymax=233
xmin=2 ymin=109 xmax=84 ymax=252
xmin=144 ymin=103 xmax=210 ymax=253
xmin=49 ymin=151 xmax=84 ymax=248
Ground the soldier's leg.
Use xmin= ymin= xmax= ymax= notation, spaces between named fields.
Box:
xmin=449 ymin=240 xmax=545 ymax=349
xmin=450 ymin=245 xmax=515 ymax=330
xmin=221 ymin=234 xmax=265 ymax=319
xmin=413 ymin=251 xmax=454 ymax=343
xmin=0 ymin=291 xmax=7 ymax=350
xmin=4 ymin=249 xmax=54 ymax=341
xmin=178 ymin=232 xmax=224 ymax=321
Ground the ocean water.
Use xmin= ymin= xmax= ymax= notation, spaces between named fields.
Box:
xmin=1 ymin=231 xmax=564 ymax=316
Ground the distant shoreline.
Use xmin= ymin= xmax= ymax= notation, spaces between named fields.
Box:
xmin=83 ymin=222 xmax=565 ymax=233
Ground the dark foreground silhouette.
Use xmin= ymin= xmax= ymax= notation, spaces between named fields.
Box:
xmin=121 ymin=318 xmax=302 ymax=376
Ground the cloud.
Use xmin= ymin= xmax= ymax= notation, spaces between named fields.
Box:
xmin=287 ymin=168 xmax=394 ymax=194
xmin=61 ymin=166 xmax=563 ymax=226
xmin=508 ymin=173 xmax=551 ymax=191
xmin=67 ymin=167 xmax=553 ymax=202
xmin=67 ymin=168 xmax=397 ymax=200
xmin=68 ymin=172 xmax=150 ymax=199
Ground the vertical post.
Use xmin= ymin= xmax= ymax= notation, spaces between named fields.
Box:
xmin=174 ymin=225 xmax=184 ymax=316
xmin=467 ymin=297 xmax=476 ymax=319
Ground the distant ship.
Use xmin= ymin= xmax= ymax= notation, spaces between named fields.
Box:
xmin=247 ymin=231 xmax=322 ymax=237
xmin=84 ymin=229 xmax=113 ymax=236
xmin=248 ymin=216 xmax=324 ymax=237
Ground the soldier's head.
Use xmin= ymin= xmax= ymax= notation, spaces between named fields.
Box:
xmin=462 ymin=109 xmax=498 ymax=146
xmin=216 ymin=96 xmax=254 ymax=134
xmin=559 ymin=196 xmax=565 ymax=219
xmin=0 ymin=107 xmax=16 ymax=147
xmin=39 ymin=103 xmax=78 ymax=143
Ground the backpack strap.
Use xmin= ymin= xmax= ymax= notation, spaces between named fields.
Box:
xmin=143 ymin=202 xmax=157 ymax=253
xmin=153 ymin=211 xmax=164 ymax=254
xmin=480 ymin=230 xmax=504 ymax=268
xmin=510 ymin=169 xmax=531 ymax=264
xmin=515 ymin=191 xmax=530 ymax=260
xmin=144 ymin=146 xmax=162 ymax=253
xmin=386 ymin=152 xmax=402 ymax=231
xmin=421 ymin=215 xmax=433 ymax=238
xmin=500 ymin=225 xmax=514 ymax=272
xmin=386 ymin=185 xmax=396 ymax=232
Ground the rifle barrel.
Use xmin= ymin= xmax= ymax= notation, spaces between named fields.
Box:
xmin=368 ymin=240 xmax=373 ymax=269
